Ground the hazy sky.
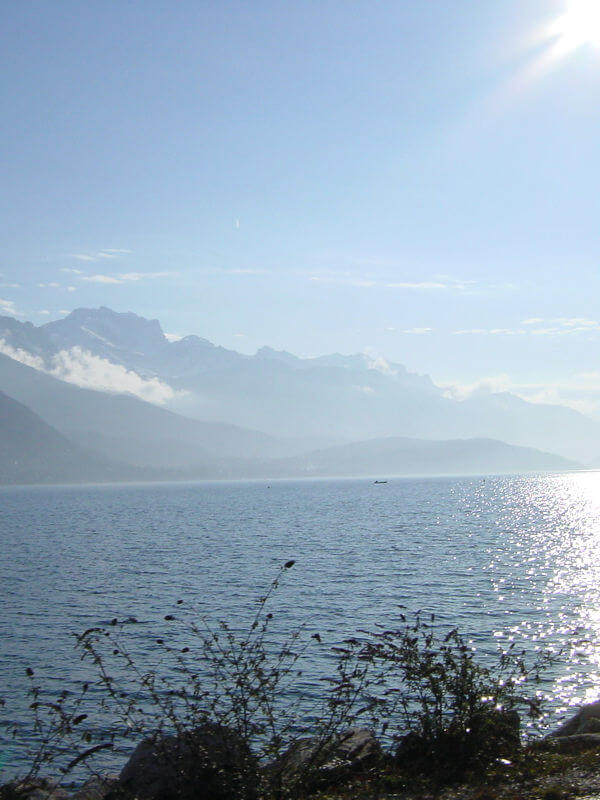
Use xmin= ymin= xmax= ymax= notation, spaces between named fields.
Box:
xmin=2 ymin=1 xmax=600 ymax=414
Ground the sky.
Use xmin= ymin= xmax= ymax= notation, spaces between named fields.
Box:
xmin=2 ymin=1 xmax=600 ymax=416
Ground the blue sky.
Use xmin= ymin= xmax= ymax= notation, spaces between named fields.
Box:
xmin=2 ymin=1 xmax=600 ymax=414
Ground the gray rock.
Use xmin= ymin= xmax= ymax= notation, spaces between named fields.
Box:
xmin=334 ymin=727 xmax=381 ymax=763
xmin=268 ymin=727 xmax=381 ymax=790
xmin=71 ymin=776 xmax=117 ymax=800
xmin=110 ymin=724 xmax=257 ymax=800
xmin=0 ymin=778 xmax=71 ymax=800
xmin=551 ymin=701 xmax=600 ymax=738
xmin=549 ymin=733 xmax=600 ymax=753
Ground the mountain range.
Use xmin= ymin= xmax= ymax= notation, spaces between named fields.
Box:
xmin=0 ymin=306 xmax=592 ymax=483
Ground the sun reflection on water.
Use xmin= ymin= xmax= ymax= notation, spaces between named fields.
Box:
xmin=487 ymin=472 xmax=600 ymax=726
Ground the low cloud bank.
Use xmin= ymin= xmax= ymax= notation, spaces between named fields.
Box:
xmin=0 ymin=340 xmax=179 ymax=405
xmin=442 ymin=373 xmax=600 ymax=419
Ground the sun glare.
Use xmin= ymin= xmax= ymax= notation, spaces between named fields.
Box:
xmin=548 ymin=0 xmax=600 ymax=56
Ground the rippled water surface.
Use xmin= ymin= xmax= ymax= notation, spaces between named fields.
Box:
xmin=3 ymin=472 xmax=600 ymax=777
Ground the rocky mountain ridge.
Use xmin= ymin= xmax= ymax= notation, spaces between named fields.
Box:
xmin=1 ymin=307 xmax=598 ymax=463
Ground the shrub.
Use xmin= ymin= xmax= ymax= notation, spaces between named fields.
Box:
xmin=2 ymin=568 xmax=554 ymax=795
xmin=332 ymin=611 xmax=551 ymax=778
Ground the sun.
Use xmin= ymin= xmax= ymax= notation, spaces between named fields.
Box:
xmin=548 ymin=0 xmax=600 ymax=56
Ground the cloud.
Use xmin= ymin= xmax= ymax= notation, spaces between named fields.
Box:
xmin=0 ymin=298 xmax=20 ymax=316
xmin=68 ymin=249 xmax=132 ymax=263
xmin=453 ymin=327 xmax=525 ymax=336
xmin=199 ymin=267 xmax=269 ymax=276
xmin=0 ymin=283 xmax=20 ymax=289
xmin=49 ymin=347 xmax=180 ymax=404
xmin=0 ymin=340 xmax=181 ymax=405
xmin=0 ymin=339 xmax=46 ymax=370
xmin=308 ymin=270 xmax=474 ymax=291
xmin=80 ymin=274 xmax=124 ymax=284
xmin=386 ymin=281 xmax=446 ymax=290
xmin=365 ymin=355 xmax=397 ymax=376
xmin=354 ymin=385 xmax=375 ymax=395
xmin=37 ymin=282 xmax=60 ymax=289
xmin=401 ymin=327 xmax=433 ymax=334
xmin=117 ymin=272 xmax=178 ymax=281
xmin=70 ymin=254 xmax=101 ymax=262
xmin=453 ymin=318 xmax=600 ymax=337
xmin=67 ymin=286 xmax=77 ymax=293
xmin=164 ymin=333 xmax=182 ymax=342
xmin=79 ymin=271 xmax=179 ymax=285
xmin=442 ymin=372 xmax=600 ymax=418
xmin=442 ymin=374 xmax=514 ymax=400
xmin=61 ymin=268 xmax=84 ymax=275
xmin=309 ymin=273 xmax=450 ymax=290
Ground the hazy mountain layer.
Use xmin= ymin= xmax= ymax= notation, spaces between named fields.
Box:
xmin=0 ymin=391 xmax=145 ymax=484
xmin=0 ymin=386 xmax=578 ymax=484
xmin=267 ymin=436 xmax=579 ymax=478
xmin=0 ymin=353 xmax=306 ymax=468
xmin=2 ymin=307 xmax=599 ymax=463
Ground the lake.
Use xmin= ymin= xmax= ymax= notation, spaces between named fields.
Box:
xmin=2 ymin=472 xmax=600 ymax=779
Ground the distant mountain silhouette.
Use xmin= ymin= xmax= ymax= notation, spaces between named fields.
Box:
xmin=1 ymin=306 xmax=599 ymax=464
xmin=267 ymin=436 xmax=580 ymax=478
xmin=0 ymin=386 xmax=579 ymax=484
xmin=0 ymin=390 xmax=144 ymax=484
xmin=0 ymin=353 xmax=306 ymax=469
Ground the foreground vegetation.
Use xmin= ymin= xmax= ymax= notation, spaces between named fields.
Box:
xmin=3 ymin=562 xmax=594 ymax=800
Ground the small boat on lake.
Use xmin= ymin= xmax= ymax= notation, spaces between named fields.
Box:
xmin=373 ymin=479 xmax=388 ymax=484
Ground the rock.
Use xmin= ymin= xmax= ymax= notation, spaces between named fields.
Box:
xmin=0 ymin=778 xmax=71 ymax=800
xmin=335 ymin=727 xmax=381 ymax=763
xmin=268 ymin=727 xmax=381 ymax=791
xmin=550 ymin=701 xmax=600 ymax=738
xmin=72 ymin=776 xmax=118 ymax=800
xmin=549 ymin=733 xmax=600 ymax=753
xmin=110 ymin=724 xmax=257 ymax=800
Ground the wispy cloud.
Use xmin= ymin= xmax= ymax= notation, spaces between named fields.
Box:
xmin=0 ymin=298 xmax=20 ymax=316
xmin=401 ymin=327 xmax=433 ymax=334
xmin=68 ymin=249 xmax=133 ymax=263
xmin=0 ymin=340 xmax=181 ymax=405
xmin=364 ymin=354 xmax=397 ymax=376
xmin=387 ymin=281 xmax=446 ymax=290
xmin=37 ymin=282 xmax=61 ymax=289
xmin=309 ymin=273 xmax=452 ymax=290
xmin=442 ymin=372 xmax=600 ymax=418
xmin=79 ymin=271 xmax=179 ymax=285
xmin=50 ymin=347 xmax=180 ymax=404
xmin=61 ymin=268 xmax=84 ymax=275
xmin=79 ymin=274 xmax=123 ymax=284
xmin=453 ymin=318 xmax=600 ymax=337
xmin=442 ymin=374 xmax=513 ymax=400
xmin=521 ymin=317 xmax=543 ymax=325
xmin=198 ymin=267 xmax=269 ymax=276
xmin=117 ymin=271 xmax=178 ymax=281
xmin=0 ymin=339 xmax=45 ymax=370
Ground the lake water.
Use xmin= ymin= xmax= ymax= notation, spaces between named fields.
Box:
xmin=3 ymin=472 xmax=600 ymax=779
